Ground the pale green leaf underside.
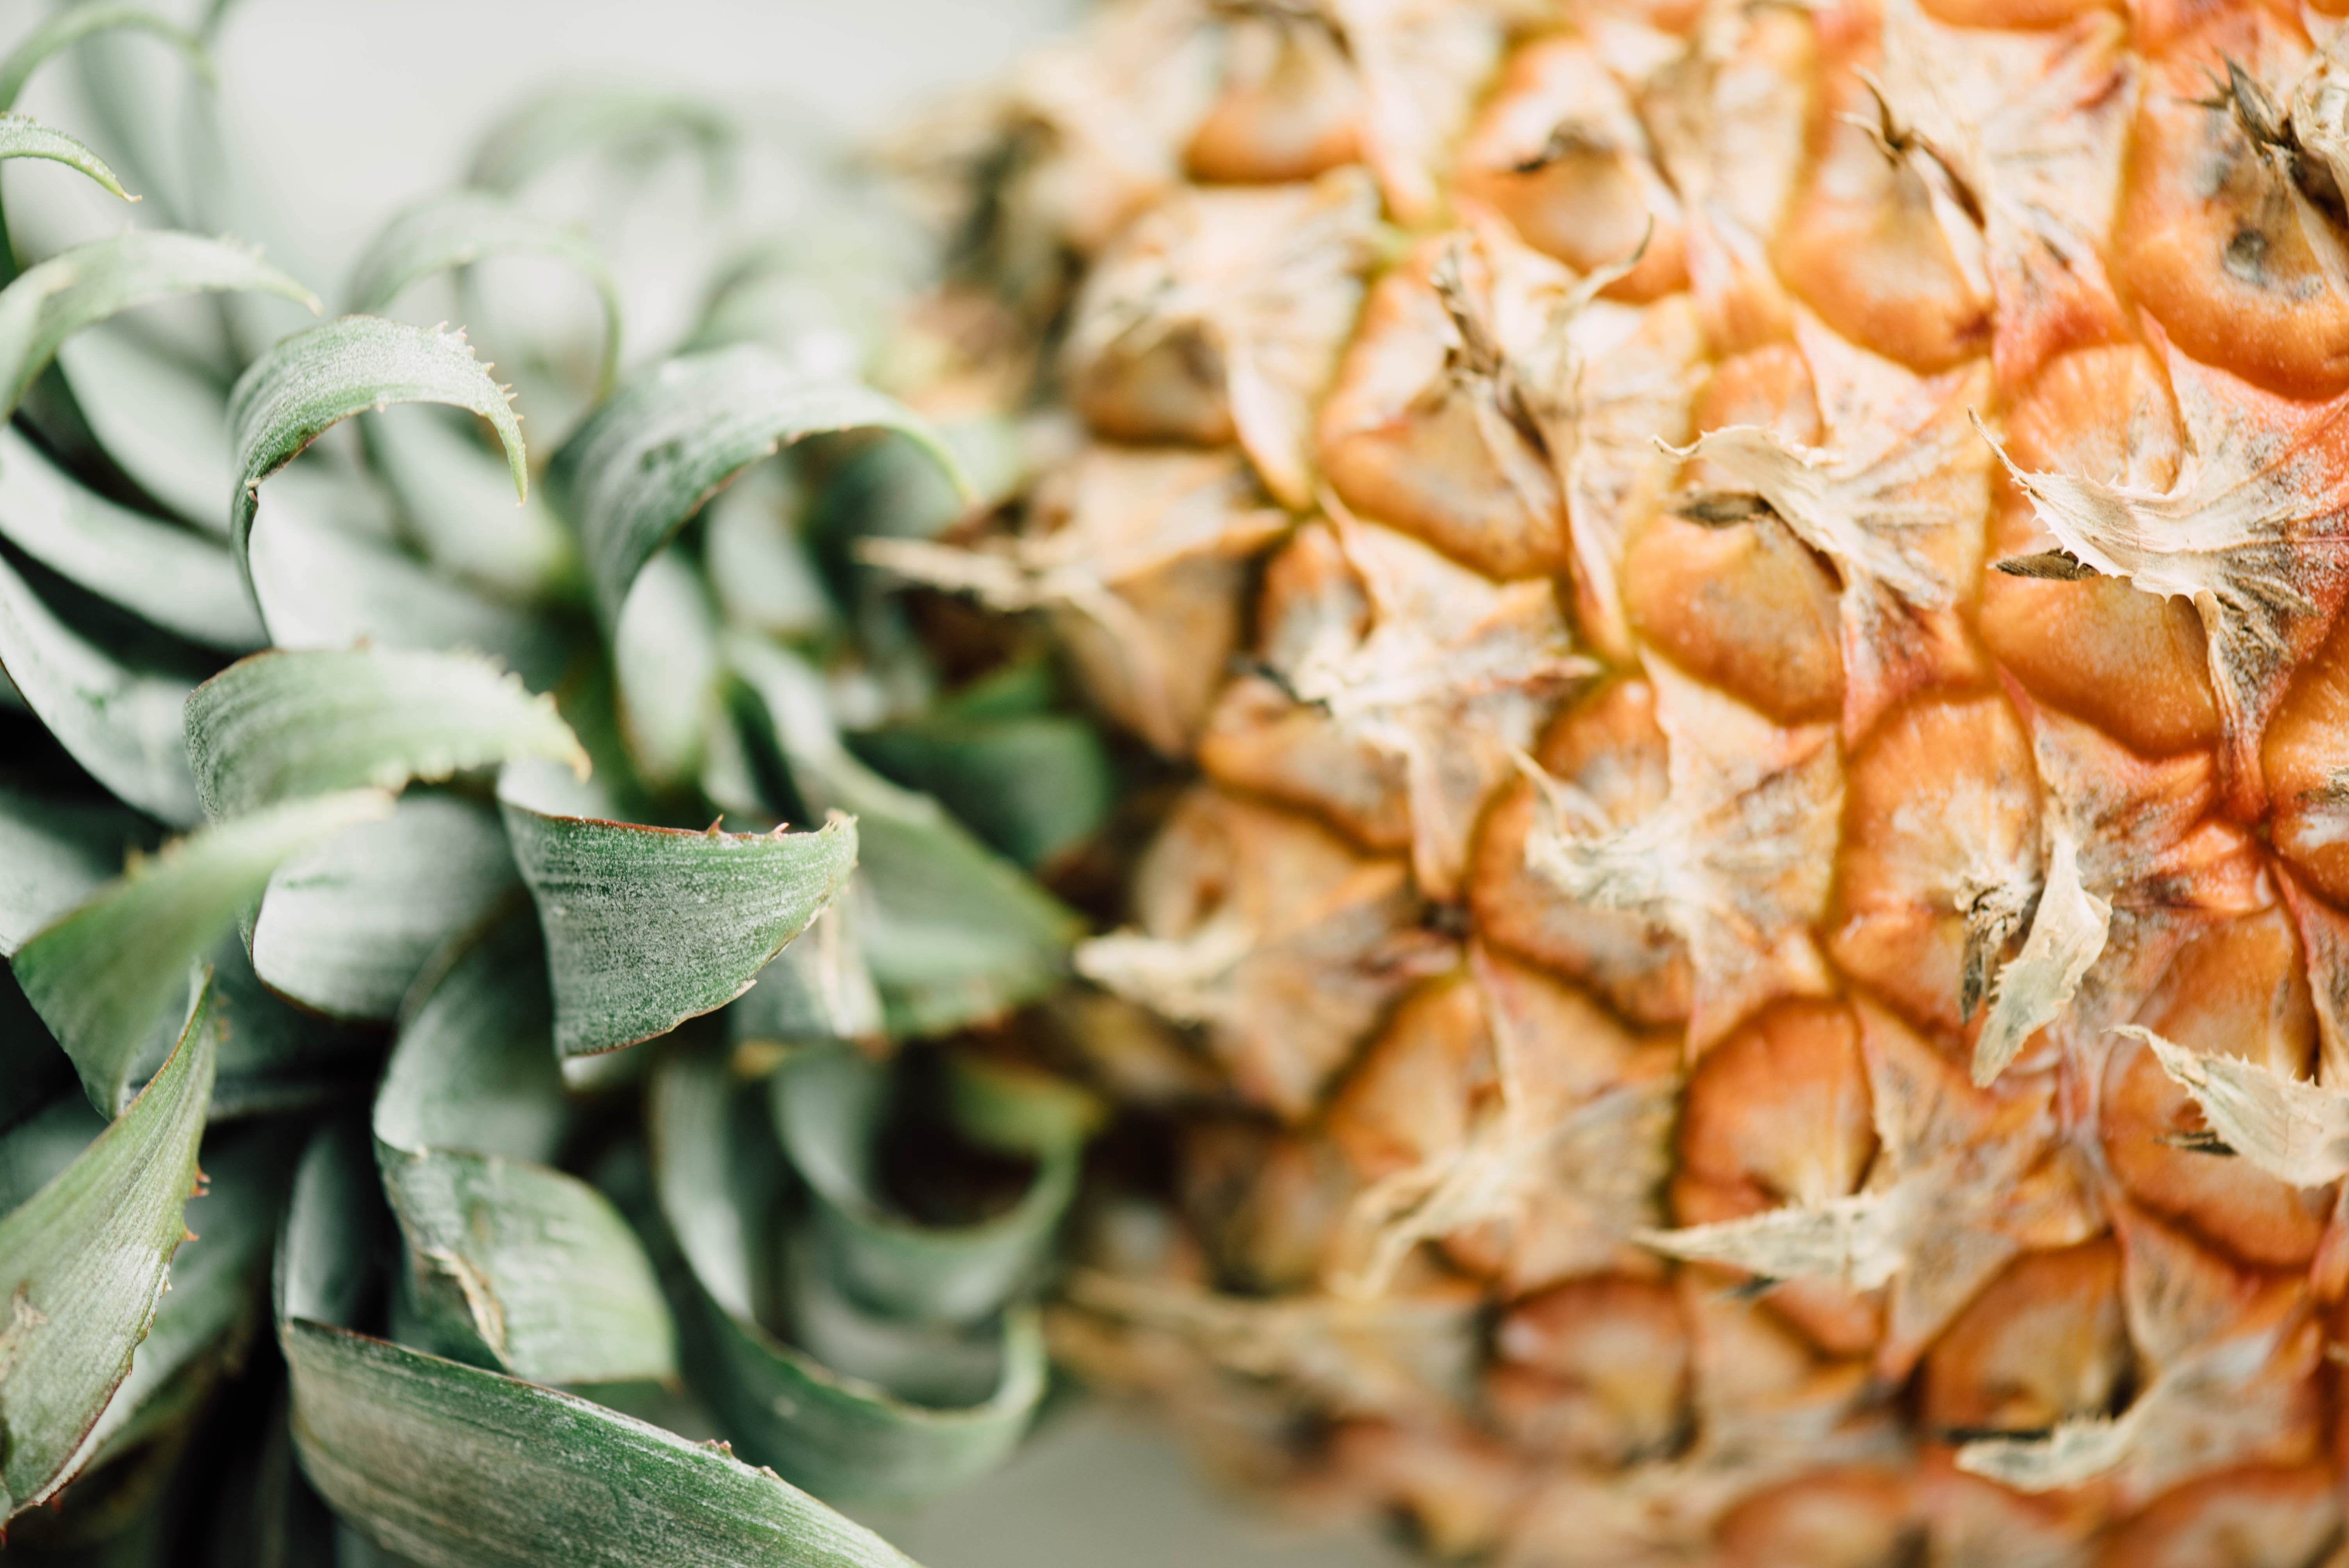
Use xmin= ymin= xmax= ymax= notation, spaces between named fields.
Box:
xmin=376 ymin=913 xmax=674 ymax=1386
xmin=730 ymin=899 xmax=882 ymax=1049
xmin=498 ymin=760 xmax=857 ymax=1057
xmin=53 ymin=325 xmax=234 ymax=531
xmin=548 ymin=344 xmax=964 ymax=629
xmin=0 ymin=423 xmax=263 ymax=651
xmin=466 ymin=87 xmax=733 ymax=194
xmin=0 ymin=982 xmax=214 ymax=1522
xmin=650 ymin=1044 xmax=1045 ymax=1507
xmin=0 ymin=784 xmax=147 ymax=955
xmin=278 ymin=1124 xmax=917 ymax=1568
xmin=186 ymin=645 xmax=584 ymax=820
xmin=365 ymin=403 xmax=576 ymax=600
xmin=348 ymin=189 xmax=622 ymax=394
xmin=0 ymin=230 xmax=316 ymax=421
xmin=0 ymin=545 xmax=203 ymax=826
xmin=251 ymin=793 xmax=520 ymax=1021
xmin=0 ymin=112 xmax=131 ymax=201
xmin=773 ymin=1048 xmax=1075 ymax=1327
xmin=243 ymin=476 xmax=569 ymax=690
xmin=229 ymin=315 xmax=525 ymax=573
xmin=12 ymin=789 xmax=391 ymax=1112
xmin=0 ymin=7 xmax=209 ymax=113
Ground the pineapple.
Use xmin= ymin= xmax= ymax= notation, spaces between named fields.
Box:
xmin=891 ymin=0 xmax=2349 ymax=1557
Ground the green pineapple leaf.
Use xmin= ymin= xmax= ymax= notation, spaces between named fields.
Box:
xmin=278 ymin=1121 xmax=923 ymax=1568
xmin=374 ymin=912 xmax=675 ymax=1386
xmin=546 ymin=344 xmax=966 ymax=631
xmin=724 ymin=635 xmax=1079 ymax=1037
xmin=466 ymin=87 xmax=734 ymax=196
xmin=647 ymin=1039 xmax=1048 ymax=1508
xmin=0 ymin=978 xmax=214 ymax=1524
xmin=184 ymin=646 xmax=585 ymax=820
xmin=228 ymin=315 xmax=526 ymax=577
xmin=248 ymin=793 xmax=520 ymax=1021
xmin=0 ymin=231 xmax=318 ymax=419
xmin=0 ymin=545 xmax=208 ymax=826
xmin=497 ymin=760 xmax=858 ymax=1057
xmin=348 ymin=189 xmax=624 ymax=396
xmin=0 ymin=113 xmax=132 ymax=202
xmin=0 ymin=7 xmax=209 ymax=114
xmin=12 ymin=789 xmax=392 ymax=1112
xmin=0 ymin=424 xmax=264 ymax=652
xmin=0 ymin=784 xmax=150 ymax=956
xmin=770 ymin=1045 xmax=1078 ymax=1326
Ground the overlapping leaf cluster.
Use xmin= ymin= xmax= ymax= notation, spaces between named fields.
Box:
xmin=0 ymin=9 xmax=1110 ymax=1563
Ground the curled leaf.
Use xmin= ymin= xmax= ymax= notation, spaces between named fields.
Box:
xmin=185 ymin=645 xmax=584 ymax=820
xmin=497 ymin=760 xmax=856 ymax=1057
xmin=0 ymin=231 xmax=317 ymax=420
xmin=347 ymin=189 xmax=622 ymax=395
xmin=276 ymin=1122 xmax=917 ymax=1568
xmin=0 ymin=113 xmax=132 ymax=202
xmin=229 ymin=315 xmax=526 ymax=579
xmin=547 ymin=345 xmax=962 ymax=631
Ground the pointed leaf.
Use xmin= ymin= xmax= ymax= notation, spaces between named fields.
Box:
xmin=497 ymin=760 xmax=857 ymax=1057
xmin=0 ymin=232 xmax=316 ymax=419
xmin=276 ymin=1123 xmax=921 ymax=1568
xmin=185 ymin=646 xmax=583 ymax=820
xmin=547 ymin=346 xmax=964 ymax=630
xmin=348 ymin=190 xmax=622 ymax=394
xmin=375 ymin=914 xmax=672 ymax=1386
xmin=0 ymin=424 xmax=262 ymax=651
xmin=0 ymin=980 xmax=213 ymax=1522
xmin=12 ymin=789 xmax=391 ymax=1112
xmin=0 ymin=114 xmax=130 ymax=201
xmin=229 ymin=316 xmax=525 ymax=577
xmin=365 ymin=403 xmax=575 ymax=600
xmin=0 ymin=546 xmax=204 ymax=825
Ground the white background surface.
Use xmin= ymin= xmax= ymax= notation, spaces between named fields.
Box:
xmin=12 ymin=4 xmax=1421 ymax=1563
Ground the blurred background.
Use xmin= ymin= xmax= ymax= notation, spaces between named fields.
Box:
xmin=0 ymin=4 xmax=1415 ymax=1563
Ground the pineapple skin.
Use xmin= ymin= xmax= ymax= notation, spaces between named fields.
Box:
xmin=920 ymin=0 xmax=2349 ymax=1559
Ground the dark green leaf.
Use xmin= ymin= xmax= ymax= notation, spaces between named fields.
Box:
xmin=277 ymin=1122 xmax=920 ymax=1568
xmin=648 ymin=1042 xmax=1046 ymax=1507
xmin=547 ymin=346 xmax=963 ymax=630
xmin=497 ymin=760 xmax=857 ymax=1058
xmin=12 ymin=789 xmax=391 ymax=1111
xmin=726 ymin=636 xmax=1077 ymax=1037
xmin=0 ymin=424 xmax=263 ymax=652
xmin=374 ymin=913 xmax=673 ymax=1386
xmin=0 ymin=979 xmax=213 ymax=1522
xmin=849 ymin=712 xmax=1112 ymax=870
xmin=772 ymin=1047 xmax=1076 ymax=1326
xmin=348 ymin=190 xmax=622 ymax=395
xmin=185 ymin=646 xmax=583 ymax=820
xmin=229 ymin=316 xmax=524 ymax=577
